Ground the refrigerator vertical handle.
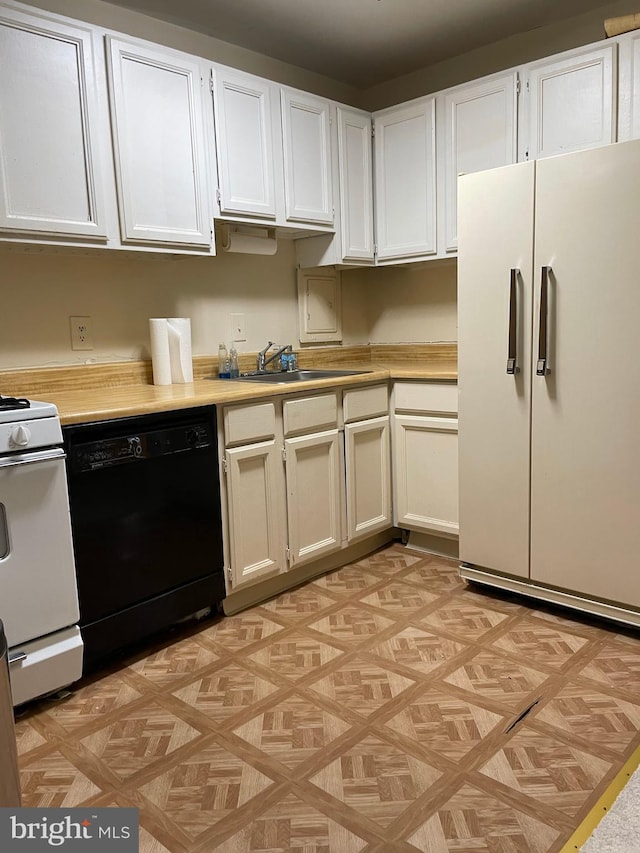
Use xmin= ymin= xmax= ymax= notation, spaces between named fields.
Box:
xmin=536 ymin=266 xmax=551 ymax=376
xmin=506 ymin=268 xmax=520 ymax=374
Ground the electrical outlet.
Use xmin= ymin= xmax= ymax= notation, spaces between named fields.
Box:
xmin=230 ymin=313 xmax=246 ymax=342
xmin=69 ymin=316 xmax=93 ymax=350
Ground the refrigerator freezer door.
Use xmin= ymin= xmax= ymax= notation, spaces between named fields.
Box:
xmin=458 ymin=160 xmax=535 ymax=578
xmin=530 ymin=141 xmax=640 ymax=606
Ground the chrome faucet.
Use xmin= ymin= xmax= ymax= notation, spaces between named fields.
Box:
xmin=257 ymin=341 xmax=292 ymax=372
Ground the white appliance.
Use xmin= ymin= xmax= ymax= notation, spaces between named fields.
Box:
xmin=0 ymin=396 xmax=82 ymax=705
xmin=457 ymin=139 xmax=640 ymax=617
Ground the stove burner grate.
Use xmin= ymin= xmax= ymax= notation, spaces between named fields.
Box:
xmin=0 ymin=395 xmax=30 ymax=411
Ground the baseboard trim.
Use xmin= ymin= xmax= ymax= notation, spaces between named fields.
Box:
xmin=406 ymin=531 xmax=459 ymax=560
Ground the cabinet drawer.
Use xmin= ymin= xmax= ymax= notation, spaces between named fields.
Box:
xmin=224 ymin=402 xmax=276 ymax=445
xmin=283 ymin=393 xmax=337 ymax=436
xmin=394 ymin=381 xmax=458 ymax=414
xmin=343 ymin=384 xmax=388 ymax=422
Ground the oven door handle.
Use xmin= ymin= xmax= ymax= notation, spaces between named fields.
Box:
xmin=0 ymin=447 xmax=65 ymax=468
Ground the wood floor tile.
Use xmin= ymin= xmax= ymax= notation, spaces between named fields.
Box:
xmin=138 ymin=738 xmax=277 ymax=842
xmin=404 ymin=781 xmax=560 ymax=852
xmin=534 ymin=682 xmax=640 ymax=754
xmin=359 ymin=581 xmax=438 ymax=614
xmin=232 ymin=692 xmax=352 ymax=770
xmin=14 ymin=544 xmax=640 ymax=853
xmin=402 ymin=561 xmax=465 ymax=594
xmin=246 ymin=630 xmax=345 ymax=681
xmin=198 ymin=611 xmax=285 ymax=652
xmin=418 ymin=597 xmax=511 ymax=641
xmin=477 ymin=725 xmax=611 ymax=816
xmin=129 ymin=636 xmax=220 ymax=686
xmin=443 ymin=650 xmax=550 ymax=710
xmin=367 ymin=626 xmax=468 ymax=676
xmin=258 ymin=586 xmax=338 ymax=623
xmin=491 ymin=619 xmax=590 ymax=670
xmin=311 ymin=563 xmax=384 ymax=598
xmin=578 ymin=640 xmax=640 ymax=693
xmin=309 ymin=733 xmax=442 ymax=828
xmin=307 ymin=603 xmax=396 ymax=645
xmin=306 ymin=657 xmax=416 ymax=719
xmin=171 ymin=662 xmax=282 ymax=727
xmin=38 ymin=671 xmax=143 ymax=733
xmin=208 ymin=790 xmax=371 ymax=852
xmin=383 ymin=686 xmax=505 ymax=762
xmin=79 ymin=700 xmax=202 ymax=781
xmin=20 ymin=749 xmax=102 ymax=807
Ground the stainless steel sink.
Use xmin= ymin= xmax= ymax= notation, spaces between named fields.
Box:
xmin=228 ymin=368 xmax=371 ymax=383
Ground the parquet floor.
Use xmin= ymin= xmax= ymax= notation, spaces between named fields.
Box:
xmin=14 ymin=544 xmax=640 ymax=852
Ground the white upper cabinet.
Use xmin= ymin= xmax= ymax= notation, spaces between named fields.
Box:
xmin=212 ymin=67 xmax=277 ymax=219
xmin=523 ymin=42 xmax=617 ymax=160
xmin=442 ymin=72 xmax=518 ymax=252
xmin=374 ymin=97 xmax=436 ymax=261
xmin=281 ymin=88 xmax=333 ymax=224
xmin=618 ymin=30 xmax=640 ymax=140
xmin=107 ymin=37 xmax=213 ymax=248
xmin=337 ymin=107 xmax=374 ymax=261
xmin=0 ymin=6 xmax=106 ymax=239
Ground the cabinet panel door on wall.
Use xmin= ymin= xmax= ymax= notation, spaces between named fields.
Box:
xmin=212 ymin=68 xmax=276 ymax=218
xmin=374 ymin=98 xmax=436 ymax=260
xmin=524 ymin=43 xmax=616 ymax=160
xmin=618 ymin=31 xmax=640 ymax=140
xmin=345 ymin=416 xmax=391 ymax=540
xmin=107 ymin=37 xmax=212 ymax=247
xmin=226 ymin=440 xmax=285 ymax=589
xmin=281 ymin=89 xmax=333 ymax=224
xmin=443 ymin=73 xmax=517 ymax=252
xmin=393 ymin=414 xmax=458 ymax=537
xmin=337 ymin=107 xmax=374 ymax=261
xmin=284 ymin=429 xmax=342 ymax=565
xmin=0 ymin=8 xmax=106 ymax=238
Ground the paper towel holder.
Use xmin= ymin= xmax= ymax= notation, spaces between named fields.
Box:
xmin=218 ymin=222 xmax=278 ymax=254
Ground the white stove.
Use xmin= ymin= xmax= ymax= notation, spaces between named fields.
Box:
xmin=0 ymin=396 xmax=83 ymax=706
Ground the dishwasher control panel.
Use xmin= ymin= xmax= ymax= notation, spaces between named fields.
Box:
xmin=70 ymin=423 xmax=213 ymax=471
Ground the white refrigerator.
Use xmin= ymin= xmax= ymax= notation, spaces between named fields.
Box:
xmin=457 ymin=139 xmax=640 ymax=614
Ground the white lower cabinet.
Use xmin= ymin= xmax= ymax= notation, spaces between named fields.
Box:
xmin=285 ymin=429 xmax=342 ymax=566
xmin=392 ymin=382 xmax=458 ymax=538
xmin=222 ymin=384 xmax=391 ymax=592
xmin=225 ymin=440 xmax=286 ymax=587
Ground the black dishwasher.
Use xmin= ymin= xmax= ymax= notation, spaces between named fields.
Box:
xmin=64 ymin=406 xmax=225 ymax=670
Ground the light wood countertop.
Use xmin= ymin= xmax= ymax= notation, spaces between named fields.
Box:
xmin=0 ymin=345 xmax=457 ymax=425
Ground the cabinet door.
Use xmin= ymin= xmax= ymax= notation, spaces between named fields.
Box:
xmin=530 ymin=141 xmax=640 ymax=608
xmin=524 ymin=43 xmax=616 ymax=160
xmin=226 ymin=440 xmax=285 ymax=589
xmin=212 ymin=67 xmax=276 ymax=218
xmin=0 ymin=8 xmax=106 ymax=238
xmin=285 ymin=429 xmax=342 ymax=565
xmin=345 ymin=416 xmax=391 ymax=540
xmin=107 ymin=37 xmax=212 ymax=247
xmin=337 ymin=107 xmax=374 ymax=261
xmin=393 ymin=414 xmax=458 ymax=536
xmin=374 ymin=98 xmax=436 ymax=260
xmin=618 ymin=31 xmax=640 ymax=140
xmin=443 ymin=73 xmax=517 ymax=252
xmin=281 ymin=89 xmax=333 ymax=224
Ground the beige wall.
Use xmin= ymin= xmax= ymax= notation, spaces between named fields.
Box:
xmin=363 ymin=0 xmax=640 ymax=109
xmin=342 ymin=261 xmax=458 ymax=344
xmin=0 ymin=242 xmax=303 ymax=369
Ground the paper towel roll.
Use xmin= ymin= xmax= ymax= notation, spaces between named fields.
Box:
xmin=219 ymin=224 xmax=278 ymax=255
xmin=149 ymin=318 xmax=172 ymax=386
xmin=167 ymin=317 xmax=193 ymax=383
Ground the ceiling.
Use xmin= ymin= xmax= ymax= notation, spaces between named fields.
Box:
xmin=105 ymin=0 xmax=611 ymax=88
